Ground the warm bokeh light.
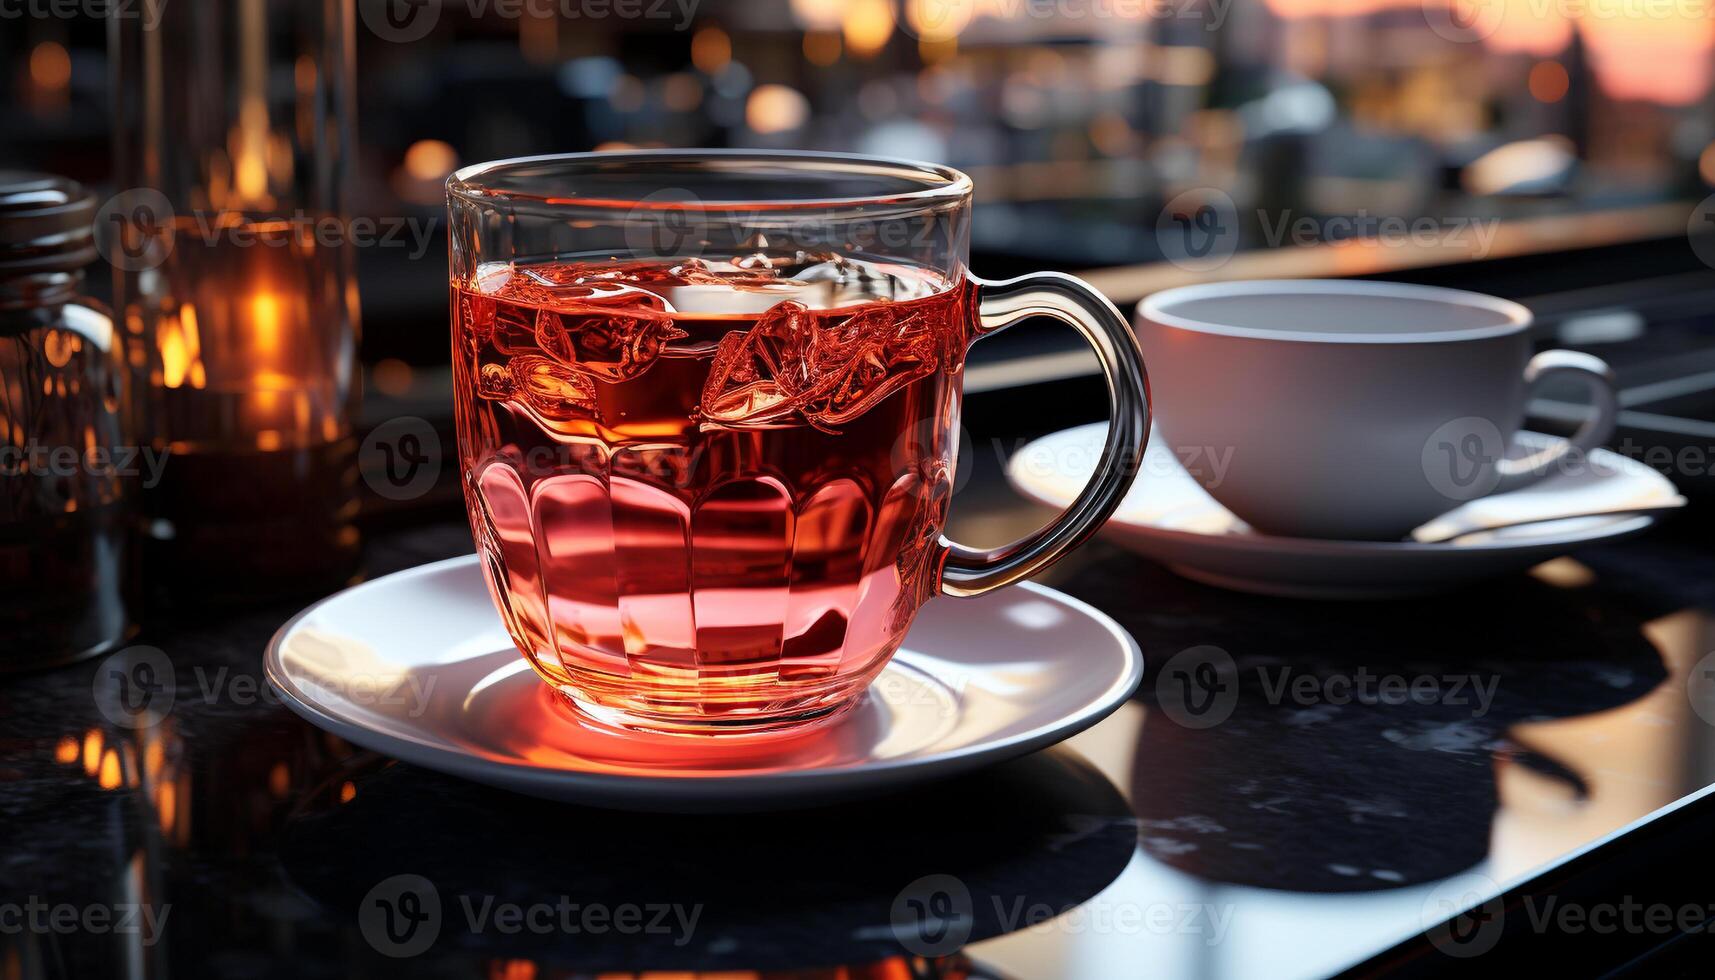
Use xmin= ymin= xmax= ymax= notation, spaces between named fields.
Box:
xmin=82 ymin=730 xmax=101 ymax=776
xmin=661 ymin=72 xmax=704 ymax=112
xmin=490 ymin=961 xmax=538 ymax=980
xmin=269 ymin=762 xmax=291 ymax=797
xmin=404 ymin=139 xmax=459 ymax=181
xmin=791 ymin=0 xmax=846 ymax=30
xmin=1463 ymin=136 xmax=1575 ymax=195
xmin=746 ymin=84 xmax=811 ymax=134
xmin=159 ymin=304 xmax=207 ymax=390
xmin=1265 ymin=0 xmax=1713 ymax=105
xmin=519 ymin=9 xmax=557 ymax=63
xmin=842 ymin=0 xmax=895 ymax=58
xmin=804 ymin=29 xmax=842 ymax=66
xmin=1528 ymin=60 xmax=1569 ymax=103
xmin=29 ymin=41 xmax=71 ymax=91
xmin=905 ymin=0 xmax=975 ymax=42
xmin=1484 ymin=0 xmax=1574 ymax=55
xmin=1699 ymin=142 xmax=1715 ymax=185
xmin=372 ymin=358 xmax=414 ymax=397
xmin=919 ymin=35 xmax=957 ymax=63
xmin=98 ymin=749 xmax=123 ymax=790
xmin=251 ymin=291 xmax=282 ymax=359
xmin=158 ymin=779 xmax=177 ymax=834
xmin=294 ymin=54 xmax=317 ymax=96
xmin=1090 ymin=112 xmax=1139 ymax=156
xmin=690 ymin=25 xmax=731 ymax=74
xmin=1579 ymin=13 xmax=1715 ymax=105
xmin=1153 ymin=45 xmax=1217 ymax=88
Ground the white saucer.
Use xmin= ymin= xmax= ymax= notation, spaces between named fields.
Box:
xmin=265 ymin=555 xmax=1142 ymax=811
xmin=1008 ymin=424 xmax=1684 ymax=599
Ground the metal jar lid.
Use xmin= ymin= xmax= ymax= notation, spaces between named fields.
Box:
xmin=0 ymin=171 xmax=100 ymax=275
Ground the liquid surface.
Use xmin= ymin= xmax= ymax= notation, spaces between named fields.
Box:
xmin=452 ymin=254 xmax=969 ymax=731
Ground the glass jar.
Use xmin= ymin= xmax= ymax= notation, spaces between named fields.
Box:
xmin=108 ymin=0 xmax=362 ymax=601
xmin=0 ymin=172 xmax=139 ymax=668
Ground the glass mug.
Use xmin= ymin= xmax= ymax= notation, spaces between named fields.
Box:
xmin=448 ymin=151 xmax=1148 ymax=735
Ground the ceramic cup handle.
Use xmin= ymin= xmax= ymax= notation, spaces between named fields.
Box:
xmin=940 ymin=273 xmax=1151 ymax=598
xmin=1492 ymin=349 xmax=1619 ymax=494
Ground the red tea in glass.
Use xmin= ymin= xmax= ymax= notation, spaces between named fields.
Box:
xmin=448 ymin=152 xmax=1148 ymax=734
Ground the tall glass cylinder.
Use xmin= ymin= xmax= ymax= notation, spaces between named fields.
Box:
xmin=108 ymin=0 xmax=361 ymax=600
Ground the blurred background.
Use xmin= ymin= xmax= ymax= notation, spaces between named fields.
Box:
xmin=4 ymin=0 xmax=1713 ymax=394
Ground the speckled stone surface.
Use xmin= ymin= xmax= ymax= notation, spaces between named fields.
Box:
xmin=2 ymin=515 xmax=1711 ymax=978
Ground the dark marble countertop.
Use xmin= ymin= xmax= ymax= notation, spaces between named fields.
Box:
xmin=4 ymin=492 xmax=1713 ymax=978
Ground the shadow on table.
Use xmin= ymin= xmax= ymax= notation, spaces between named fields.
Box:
xmin=1052 ymin=546 xmax=1667 ymax=893
xmin=278 ymin=744 xmax=1136 ymax=973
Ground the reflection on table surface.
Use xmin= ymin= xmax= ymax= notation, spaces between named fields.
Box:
xmin=2 ymin=514 xmax=1712 ymax=978
xmin=977 ymin=534 xmax=1711 ymax=979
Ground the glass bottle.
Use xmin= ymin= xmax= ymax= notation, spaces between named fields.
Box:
xmin=0 ymin=172 xmax=138 ymax=667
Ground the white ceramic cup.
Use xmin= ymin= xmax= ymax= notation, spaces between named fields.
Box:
xmin=1134 ymin=279 xmax=1619 ymax=541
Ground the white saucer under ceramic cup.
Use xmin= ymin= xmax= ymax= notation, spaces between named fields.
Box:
xmin=265 ymin=555 xmax=1143 ymax=811
xmin=1007 ymin=424 xmax=1683 ymax=599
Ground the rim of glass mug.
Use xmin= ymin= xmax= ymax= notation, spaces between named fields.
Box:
xmin=448 ymin=149 xmax=975 ymax=216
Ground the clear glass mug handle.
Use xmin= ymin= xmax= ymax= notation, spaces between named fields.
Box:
xmin=940 ymin=273 xmax=1151 ymax=597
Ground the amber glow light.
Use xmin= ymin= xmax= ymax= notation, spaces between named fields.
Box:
xmin=1529 ymin=61 xmax=1570 ymax=103
xmin=404 ymin=139 xmax=459 ymax=182
xmin=1268 ymin=0 xmax=1713 ymax=105
xmin=1699 ymin=143 xmax=1715 ymax=185
xmin=691 ymin=26 xmax=731 ymax=73
xmin=82 ymin=730 xmax=102 ymax=775
xmin=843 ymin=0 xmax=895 ymax=58
xmin=746 ymin=85 xmax=811 ymax=134
xmin=372 ymin=358 xmax=414 ymax=397
xmin=29 ymin=42 xmax=71 ymax=92
xmin=251 ymin=290 xmax=282 ymax=359
xmin=804 ymin=30 xmax=842 ymax=66
xmin=905 ymin=0 xmax=973 ymax=41
xmin=99 ymin=749 xmax=122 ymax=790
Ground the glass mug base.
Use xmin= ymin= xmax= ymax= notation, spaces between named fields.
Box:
xmin=544 ymin=660 xmax=885 ymax=736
